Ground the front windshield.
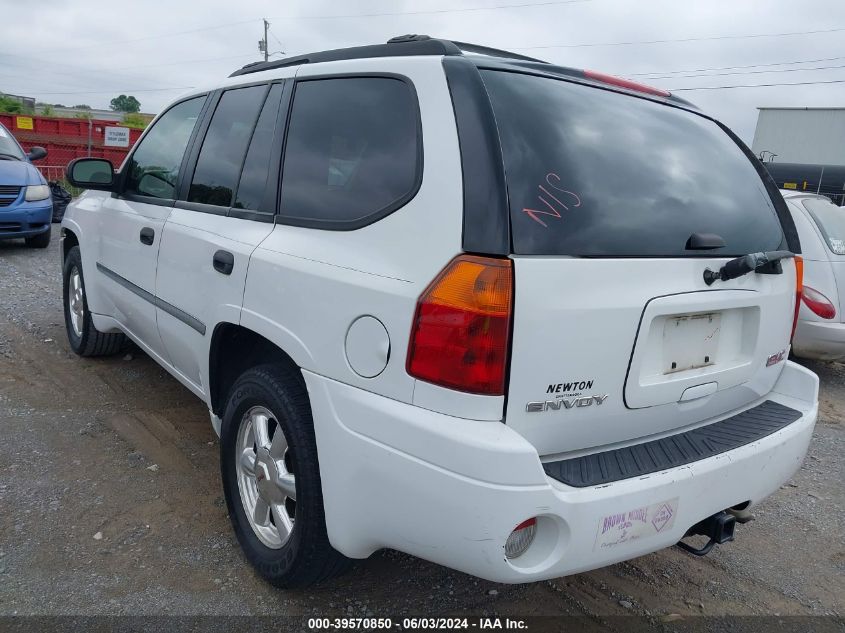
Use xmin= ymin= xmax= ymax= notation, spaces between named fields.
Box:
xmin=804 ymin=197 xmax=845 ymax=255
xmin=0 ymin=124 xmax=25 ymax=159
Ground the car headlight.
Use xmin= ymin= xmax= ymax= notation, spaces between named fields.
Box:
xmin=25 ymin=185 xmax=50 ymax=202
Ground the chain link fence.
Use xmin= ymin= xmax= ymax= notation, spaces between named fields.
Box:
xmin=1 ymin=113 xmax=142 ymax=195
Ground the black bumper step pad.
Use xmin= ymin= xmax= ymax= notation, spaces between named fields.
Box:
xmin=543 ymin=400 xmax=802 ymax=487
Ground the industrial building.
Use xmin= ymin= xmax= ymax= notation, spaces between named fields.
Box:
xmin=751 ymin=107 xmax=845 ymax=166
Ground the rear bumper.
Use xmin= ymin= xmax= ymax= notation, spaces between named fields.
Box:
xmin=792 ymin=319 xmax=845 ymax=361
xmin=0 ymin=202 xmax=52 ymax=239
xmin=306 ymin=361 xmax=817 ymax=583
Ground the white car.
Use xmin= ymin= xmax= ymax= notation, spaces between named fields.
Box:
xmin=783 ymin=190 xmax=845 ymax=360
xmin=60 ymin=36 xmax=818 ymax=588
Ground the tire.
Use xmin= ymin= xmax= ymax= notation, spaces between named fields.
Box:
xmin=25 ymin=227 xmax=51 ymax=249
xmin=221 ymin=363 xmax=350 ymax=588
xmin=63 ymin=245 xmax=127 ymax=356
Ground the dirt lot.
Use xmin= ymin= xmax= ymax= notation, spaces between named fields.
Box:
xmin=0 ymin=235 xmax=842 ymax=621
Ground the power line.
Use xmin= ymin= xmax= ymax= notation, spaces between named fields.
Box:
xmin=269 ymin=27 xmax=285 ymax=50
xmin=0 ymin=45 xmax=257 ymax=93
xmin=514 ymin=25 xmax=845 ymax=50
xmin=645 ymin=62 xmax=845 ymax=81
xmin=3 ymin=86 xmax=196 ymax=96
xmin=268 ymin=0 xmax=591 ymax=20
xmin=112 ymin=53 xmax=256 ymax=71
xmin=629 ymin=55 xmax=845 ymax=77
xmin=0 ymin=19 xmax=259 ymax=57
xmin=0 ymin=52 xmax=193 ymax=89
xmin=671 ymin=78 xmax=845 ymax=91
xmin=0 ymin=53 xmax=256 ymax=81
xmin=0 ymin=1 xmax=594 ymax=57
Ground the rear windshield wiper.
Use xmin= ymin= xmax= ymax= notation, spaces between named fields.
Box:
xmin=703 ymin=251 xmax=795 ymax=286
xmin=0 ymin=152 xmax=22 ymax=161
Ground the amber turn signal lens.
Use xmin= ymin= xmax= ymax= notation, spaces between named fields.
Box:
xmin=407 ymin=255 xmax=513 ymax=395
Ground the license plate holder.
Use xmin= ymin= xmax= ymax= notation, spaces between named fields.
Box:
xmin=663 ymin=312 xmax=721 ymax=374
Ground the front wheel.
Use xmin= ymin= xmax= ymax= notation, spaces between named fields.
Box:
xmin=63 ymin=245 xmax=127 ymax=356
xmin=220 ymin=363 xmax=350 ymax=588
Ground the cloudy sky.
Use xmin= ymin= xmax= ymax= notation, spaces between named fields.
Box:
xmin=1 ymin=0 xmax=843 ymax=141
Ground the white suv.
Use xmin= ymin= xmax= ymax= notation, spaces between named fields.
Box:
xmin=61 ymin=36 xmax=818 ymax=588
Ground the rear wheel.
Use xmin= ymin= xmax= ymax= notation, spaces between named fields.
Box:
xmin=221 ymin=363 xmax=350 ymax=588
xmin=25 ymin=227 xmax=51 ymax=249
xmin=63 ymin=245 xmax=127 ymax=356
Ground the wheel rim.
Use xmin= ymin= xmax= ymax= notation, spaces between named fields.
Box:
xmin=68 ymin=267 xmax=84 ymax=338
xmin=236 ymin=406 xmax=296 ymax=549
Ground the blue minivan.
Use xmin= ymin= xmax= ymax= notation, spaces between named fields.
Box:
xmin=0 ymin=121 xmax=51 ymax=248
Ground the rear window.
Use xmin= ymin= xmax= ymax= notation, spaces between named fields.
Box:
xmin=804 ymin=197 xmax=845 ymax=255
xmin=481 ymin=70 xmax=785 ymax=257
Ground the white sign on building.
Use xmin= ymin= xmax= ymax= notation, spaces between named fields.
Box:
xmin=104 ymin=126 xmax=130 ymax=148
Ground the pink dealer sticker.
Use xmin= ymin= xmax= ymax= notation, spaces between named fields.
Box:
xmin=594 ymin=498 xmax=679 ymax=551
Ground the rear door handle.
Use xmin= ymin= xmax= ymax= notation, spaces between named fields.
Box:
xmin=139 ymin=227 xmax=155 ymax=246
xmin=213 ymin=250 xmax=234 ymax=275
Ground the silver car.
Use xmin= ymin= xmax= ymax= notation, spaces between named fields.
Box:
xmin=784 ymin=190 xmax=845 ymax=360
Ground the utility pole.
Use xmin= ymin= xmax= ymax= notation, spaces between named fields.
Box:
xmin=258 ymin=19 xmax=269 ymax=62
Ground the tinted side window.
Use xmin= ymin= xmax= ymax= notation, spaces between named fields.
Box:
xmin=189 ymin=85 xmax=266 ymax=207
xmin=125 ymin=96 xmax=205 ymax=199
xmin=279 ymin=77 xmax=419 ymax=227
xmin=234 ymin=83 xmax=284 ymax=211
xmin=482 ymin=70 xmax=785 ymax=257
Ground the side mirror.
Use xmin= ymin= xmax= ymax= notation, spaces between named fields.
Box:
xmin=27 ymin=146 xmax=47 ymax=162
xmin=66 ymin=158 xmax=115 ymax=191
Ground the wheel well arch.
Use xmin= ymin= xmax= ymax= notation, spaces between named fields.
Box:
xmin=208 ymin=323 xmax=303 ymax=417
xmin=61 ymin=228 xmax=79 ymax=261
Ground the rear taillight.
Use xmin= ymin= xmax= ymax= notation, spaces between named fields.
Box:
xmin=407 ymin=255 xmax=513 ymax=395
xmin=791 ymin=256 xmax=804 ymax=341
xmin=802 ymin=285 xmax=837 ymax=320
xmin=583 ymin=69 xmax=671 ymax=97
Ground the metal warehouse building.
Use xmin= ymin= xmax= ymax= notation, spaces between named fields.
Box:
xmin=751 ymin=107 xmax=845 ymax=165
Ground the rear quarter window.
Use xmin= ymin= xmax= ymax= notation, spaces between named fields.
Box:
xmin=481 ymin=70 xmax=785 ymax=257
xmin=278 ymin=77 xmax=421 ymax=229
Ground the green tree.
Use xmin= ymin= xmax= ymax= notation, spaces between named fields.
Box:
xmin=41 ymin=104 xmax=55 ymax=116
xmin=109 ymin=94 xmax=141 ymax=113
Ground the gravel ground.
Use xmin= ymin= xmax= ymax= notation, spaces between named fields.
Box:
xmin=0 ymin=233 xmax=842 ymax=621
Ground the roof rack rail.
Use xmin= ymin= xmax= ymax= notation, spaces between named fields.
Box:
xmin=449 ymin=41 xmax=545 ymax=63
xmin=229 ymin=35 xmax=546 ymax=77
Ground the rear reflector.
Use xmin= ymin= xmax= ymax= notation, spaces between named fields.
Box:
xmin=407 ymin=255 xmax=513 ymax=395
xmin=505 ymin=518 xmax=537 ymax=559
xmin=583 ymin=69 xmax=671 ymax=97
xmin=802 ymin=285 xmax=836 ymax=320
xmin=791 ymin=256 xmax=804 ymax=341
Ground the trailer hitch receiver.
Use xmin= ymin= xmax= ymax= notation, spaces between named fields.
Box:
xmin=676 ymin=511 xmax=736 ymax=556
